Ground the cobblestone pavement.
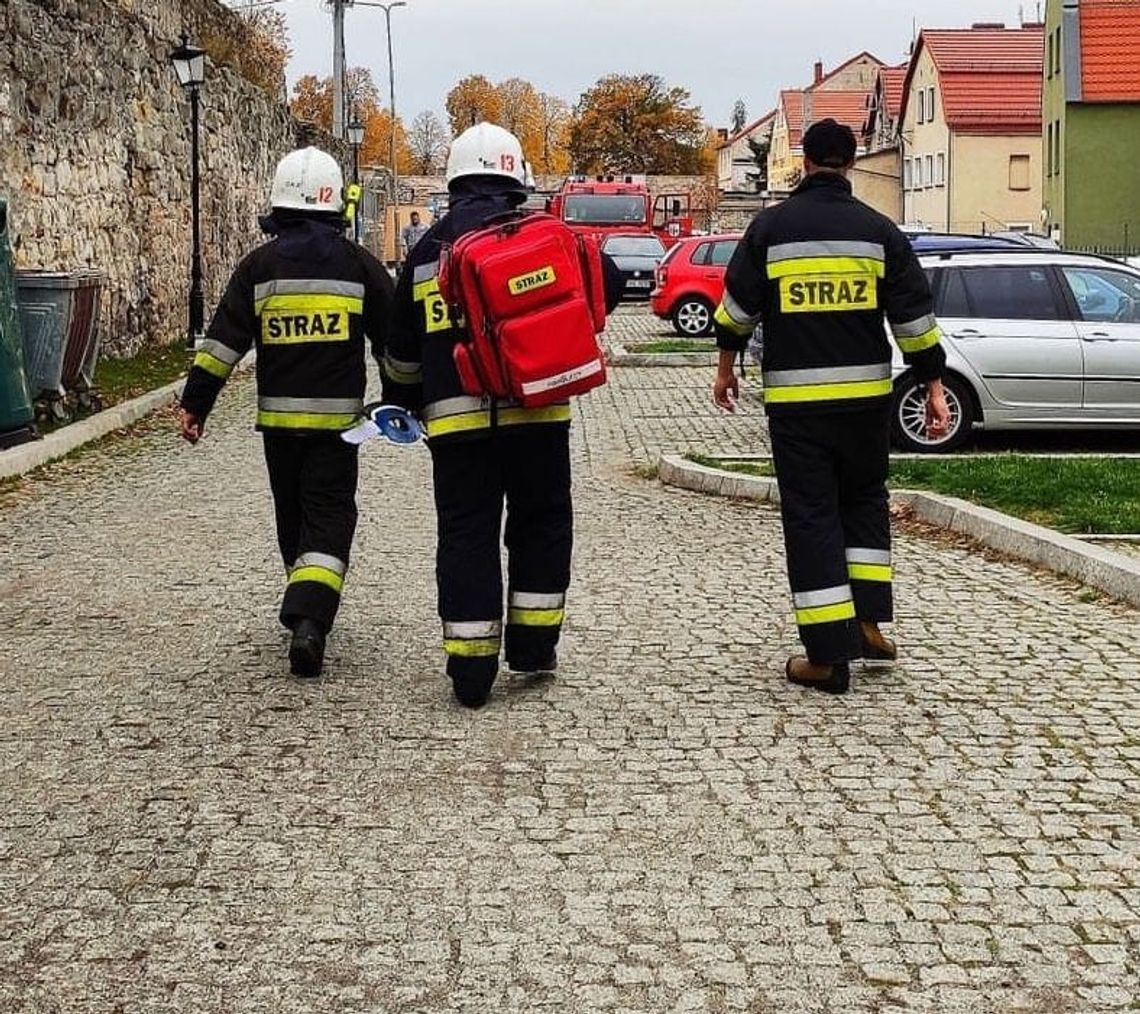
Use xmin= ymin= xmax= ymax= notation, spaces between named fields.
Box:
xmin=2 ymin=310 xmax=1140 ymax=1012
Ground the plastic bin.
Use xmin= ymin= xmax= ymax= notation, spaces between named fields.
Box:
xmin=0 ymin=197 xmax=36 ymax=446
xmin=15 ymin=270 xmax=72 ymax=398
xmin=61 ymin=270 xmax=104 ymax=391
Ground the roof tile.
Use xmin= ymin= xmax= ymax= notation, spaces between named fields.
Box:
xmin=1081 ymin=1 xmax=1140 ymax=102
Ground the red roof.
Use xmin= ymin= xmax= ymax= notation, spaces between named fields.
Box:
xmin=780 ymin=89 xmax=805 ymax=145
xmin=901 ymin=26 xmax=1043 ymax=134
xmin=807 ymin=90 xmax=872 ymax=135
xmin=1080 ymin=1 xmax=1140 ymax=102
xmin=881 ymin=66 xmax=908 ymax=120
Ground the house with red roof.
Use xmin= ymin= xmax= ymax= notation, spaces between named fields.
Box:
xmin=898 ymin=23 xmax=1044 ymax=233
xmin=716 ymin=109 xmax=777 ymax=192
xmin=1043 ymin=0 xmax=1140 ymax=251
xmin=853 ymin=64 xmax=908 ymax=221
xmin=767 ymin=53 xmax=883 ymax=192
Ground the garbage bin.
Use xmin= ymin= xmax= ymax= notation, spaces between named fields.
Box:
xmin=16 ymin=270 xmax=76 ymax=401
xmin=0 ymin=197 xmax=36 ymax=448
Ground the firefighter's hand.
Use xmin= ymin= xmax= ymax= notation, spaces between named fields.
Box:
xmin=713 ymin=366 xmax=740 ymax=413
xmin=925 ymin=379 xmax=951 ymax=438
xmin=179 ymin=409 xmax=204 ymax=445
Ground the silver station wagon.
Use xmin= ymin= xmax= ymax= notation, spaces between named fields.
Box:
xmin=891 ymin=250 xmax=1140 ymax=451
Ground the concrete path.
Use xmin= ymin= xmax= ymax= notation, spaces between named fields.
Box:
xmin=2 ymin=311 xmax=1139 ymax=1011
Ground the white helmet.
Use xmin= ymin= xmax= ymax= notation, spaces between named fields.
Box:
xmin=270 ymin=147 xmax=344 ymax=213
xmin=446 ymin=123 xmax=527 ymax=187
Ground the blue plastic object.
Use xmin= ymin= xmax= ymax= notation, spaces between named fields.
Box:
xmin=374 ymin=404 xmax=423 ymax=444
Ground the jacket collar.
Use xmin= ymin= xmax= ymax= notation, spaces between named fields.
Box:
xmin=793 ymin=171 xmax=852 ymax=197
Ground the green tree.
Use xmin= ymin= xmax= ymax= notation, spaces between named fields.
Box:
xmin=568 ymin=74 xmax=707 ymax=175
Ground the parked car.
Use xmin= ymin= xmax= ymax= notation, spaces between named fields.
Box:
xmin=600 ymin=233 xmax=667 ymax=301
xmin=651 ymin=233 xmax=741 ymax=336
xmin=891 ymin=249 xmax=1140 ymax=451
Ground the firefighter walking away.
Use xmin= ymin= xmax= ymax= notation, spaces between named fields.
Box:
xmin=384 ymin=122 xmax=620 ymax=709
xmin=179 ymin=147 xmax=396 ymax=679
xmin=712 ymin=119 xmax=951 ymax=695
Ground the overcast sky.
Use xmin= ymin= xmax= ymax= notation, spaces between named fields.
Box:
xmin=276 ymin=0 xmax=1041 ymax=128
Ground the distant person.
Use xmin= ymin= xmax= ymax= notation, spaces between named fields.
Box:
xmin=178 ymin=147 xmax=396 ymax=679
xmin=401 ymin=211 xmax=430 ymax=258
xmin=712 ymin=119 xmax=950 ymax=695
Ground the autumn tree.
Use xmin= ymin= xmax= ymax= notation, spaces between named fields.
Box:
xmin=568 ymin=74 xmax=708 ymax=175
xmin=204 ymin=5 xmax=291 ymax=98
xmin=535 ymin=92 xmax=572 ymax=175
xmin=289 ymin=68 xmax=381 ymax=132
xmin=445 ymin=75 xmax=503 ymax=134
xmin=361 ymin=107 xmax=414 ymax=174
xmin=408 ymin=110 xmax=449 ymax=174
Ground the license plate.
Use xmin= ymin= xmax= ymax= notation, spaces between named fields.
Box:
xmin=627 ymin=280 xmax=652 ymax=289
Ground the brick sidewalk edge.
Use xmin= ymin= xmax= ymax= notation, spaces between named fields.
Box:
xmin=658 ymin=454 xmax=1140 ymax=610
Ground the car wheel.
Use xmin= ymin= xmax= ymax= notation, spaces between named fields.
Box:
xmin=672 ymin=297 xmax=714 ymax=337
xmin=891 ymin=374 xmax=974 ymax=453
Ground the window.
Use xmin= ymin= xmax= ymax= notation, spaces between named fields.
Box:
xmin=935 ymin=152 xmax=946 ymax=186
xmin=903 ymin=158 xmax=913 ymax=190
xmin=938 ymin=269 xmax=972 ymax=317
xmin=709 ymin=241 xmax=738 ymax=266
xmin=916 ymin=89 xmax=924 ymax=124
xmin=927 ymin=87 xmax=936 ymax=121
xmin=1055 ymin=26 xmax=1062 ymax=76
xmin=1053 ymin=120 xmax=1062 ymax=176
xmin=959 ymin=266 xmax=1065 ymax=321
xmin=914 ymin=157 xmax=924 ymax=189
xmin=1046 ymin=123 xmax=1054 ymax=176
xmin=690 ymin=242 xmax=713 ymax=266
xmin=1061 ymin=266 xmax=1140 ymax=323
xmin=925 ymin=154 xmax=935 ymax=189
xmin=1048 ymin=32 xmax=1055 ymax=80
xmin=1009 ymin=154 xmax=1031 ymax=191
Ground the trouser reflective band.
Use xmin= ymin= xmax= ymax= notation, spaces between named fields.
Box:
xmin=794 ymin=584 xmax=856 ymax=626
xmin=846 ymin=548 xmax=892 ymax=583
xmin=443 ymin=620 xmax=502 ymax=658
xmin=763 ymin=363 xmax=892 ymax=405
xmin=507 ymin=591 xmax=566 ymax=627
xmin=289 ymin=552 xmax=347 ymax=593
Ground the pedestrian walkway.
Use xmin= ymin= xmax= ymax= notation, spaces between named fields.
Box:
xmin=2 ymin=322 xmax=1139 ymax=1011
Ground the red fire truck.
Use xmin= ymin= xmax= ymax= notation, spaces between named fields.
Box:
xmin=546 ymin=175 xmax=694 ymax=247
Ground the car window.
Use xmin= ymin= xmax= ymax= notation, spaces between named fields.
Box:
xmin=659 ymin=243 xmax=684 ymax=267
xmin=959 ymin=266 xmax=1064 ymax=321
xmin=690 ymin=242 xmax=712 ymax=266
xmin=709 ymin=241 xmax=738 ymax=267
xmin=602 ymin=236 xmax=666 ymax=258
xmin=939 ymin=269 xmax=971 ymax=317
xmin=1061 ymin=266 xmax=1140 ymax=323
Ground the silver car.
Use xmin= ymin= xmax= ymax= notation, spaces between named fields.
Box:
xmin=890 ymin=250 xmax=1140 ymax=452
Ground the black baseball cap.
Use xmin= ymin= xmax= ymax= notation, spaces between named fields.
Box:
xmin=803 ymin=118 xmax=857 ymax=168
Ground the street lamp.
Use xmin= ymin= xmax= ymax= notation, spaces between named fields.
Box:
xmin=170 ymin=33 xmax=207 ymax=350
xmin=347 ymin=111 xmax=365 ymax=243
xmin=360 ymin=1 xmax=407 ymax=261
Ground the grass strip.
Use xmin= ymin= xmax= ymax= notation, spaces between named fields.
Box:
xmin=94 ymin=340 xmax=191 ymax=407
xmin=686 ymin=454 xmax=1140 ymax=535
xmin=624 ymin=340 xmax=716 ymax=354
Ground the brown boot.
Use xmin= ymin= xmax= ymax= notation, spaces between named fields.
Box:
xmin=859 ymin=622 xmax=897 ymax=663
xmin=785 ymin=656 xmax=850 ymax=695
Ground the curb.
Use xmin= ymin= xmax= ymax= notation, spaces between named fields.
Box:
xmin=658 ymin=454 xmax=1140 ymax=610
xmin=607 ymin=343 xmax=720 ymax=368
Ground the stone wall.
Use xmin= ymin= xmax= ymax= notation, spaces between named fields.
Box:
xmin=0 ymin=0 xmax=347 ymax=356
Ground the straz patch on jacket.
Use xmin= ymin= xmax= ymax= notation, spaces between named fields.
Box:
xmin=255 ymin=290 xmax=363 ymax=345
xmin=414 ymin=275 xmax=451 ymax=334
xmin=779 ymin=274 xmax=878 ymax=314
xmin=262 ymin=310 xmax=348 ymax=343
xmin=507 ymin=266 xmax=557 ymax=296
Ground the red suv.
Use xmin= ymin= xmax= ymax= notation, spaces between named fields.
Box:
xmin=650 ymin=233 xmax=741 ymax=336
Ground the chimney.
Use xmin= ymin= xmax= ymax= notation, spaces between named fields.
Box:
xmin=814 ymin=61 xmax=824 ymax=85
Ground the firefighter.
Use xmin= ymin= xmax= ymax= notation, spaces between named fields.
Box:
xmin=712 ymin=119 xmax=951 ymax=695
xmin=178 ymin=146 xmax=396 ymax=679
xmin=384 ymin=123 xmax=620 ymax=709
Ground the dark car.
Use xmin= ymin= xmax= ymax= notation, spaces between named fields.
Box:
xmin=601 ymin=233 xmax=667 ymax=300
xmin=907 ymin=232 xmax=1029 ymax=255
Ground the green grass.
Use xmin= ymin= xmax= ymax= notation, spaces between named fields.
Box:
xmin=624 ymin=340 xmax=716 ymax=354
xmin=686 ymin=454 xmax=1140 ymax=535
xmin=93 ymin=340 xmax=190 ymax=406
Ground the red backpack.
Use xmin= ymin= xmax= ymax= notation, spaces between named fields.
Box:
xmin=438 ymin=213 xmax=607 ymax=407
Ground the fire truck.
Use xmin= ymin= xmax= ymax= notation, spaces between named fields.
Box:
xmin=546 ymin=175 xmax=694 ymax=247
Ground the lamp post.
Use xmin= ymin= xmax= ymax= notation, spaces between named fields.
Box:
xmin=170 ymin=33 xmax=207 ymax=350
xmin=347 ymin=111 xmax=365 ymax=243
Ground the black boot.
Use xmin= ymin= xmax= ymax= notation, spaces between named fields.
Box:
xmin=448 ymin=658 xmax=497 ymax=709
xmin=507 ymin=650 xmax=557 ymax=675
xmin=289 ymin=618 xmax=326 ymax=678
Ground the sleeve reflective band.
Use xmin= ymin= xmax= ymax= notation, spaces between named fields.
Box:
xmin=193 ymin=351 xmax=235 ymax=379
xmin=714 ymin=290 xmax=759 ymax=336
xmin=892 ymin=313 xmax=942 ymax=354
xmin=382 ymin=353 xmax=423 ymax=385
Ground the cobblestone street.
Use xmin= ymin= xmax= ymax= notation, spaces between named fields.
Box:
xmin=2 ymin=310 xmax=1140 ymax=1012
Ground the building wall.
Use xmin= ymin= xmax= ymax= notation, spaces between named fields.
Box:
xmin=0 ymin=0 xmax=342 ymax=356
xmin=852 ymin=148 xmax=902 ymax=222
xmin=814 ymin=56 xmax=882 ymax=93
xmin=767 ymin=107 xmax=801 ymax=193
xmin=1042 ymin=0 xmax=1067 ymax=240
xmin=901 ymin=49 xmax=952 ymax=228
xmin=1062 ymin=105 xmax=1140 ymax=250
xmin=950 ymin=134 xmax=1043 ymax=234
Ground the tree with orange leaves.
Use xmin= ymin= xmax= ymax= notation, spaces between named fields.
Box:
xmin=445 ymin=75 xmax=503 ymax=134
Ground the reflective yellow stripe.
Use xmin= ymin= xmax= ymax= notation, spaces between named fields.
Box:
xmin=895 ymin=326 xmax=942 ymax=354
xmin=424 ymin=410 xmax=492 ymax=438
xmin=256 ymin=411 xmax=357 ymax=430
xmin=289 ymin=566 xmax=345 ymax=593
xmin=498 ymin=405 xmax=572 ymax=426
xmin=767 ymin=256 xmax=886 ymax=279
xmin=795 ymin=601 xmax=857 ymax=626
xmin=847 ymin=563 xmax=893 ymax=583
xmin=508 ymin=607 xmax=565 ymax=627
xmin=193 ymin=351 xmax=234 ymax=379
xmin=254 ymin=294 xmax=364 ymax=315
xmin=424 ymin=404 xmax=571 ymax=438
xmin=413 ymin=278 xmax=439 ymax=301
xmin=444 ymin=638 xmax=501 ymax=658
xmin=764 ymin=378 xmax=893 ymax=404
xmin=714 ymin=303 xmax=753 ymax=336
